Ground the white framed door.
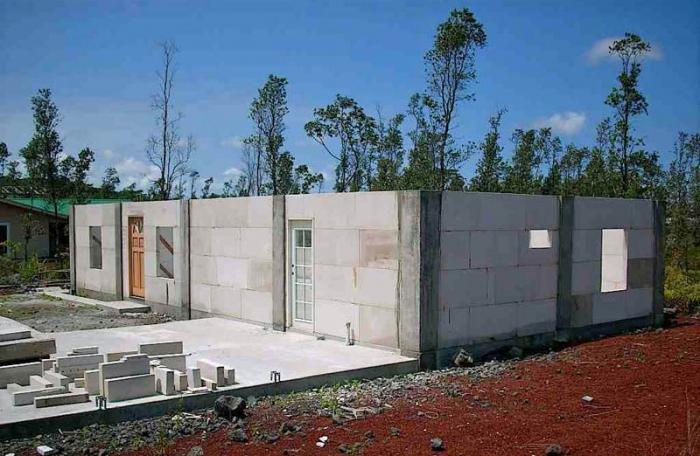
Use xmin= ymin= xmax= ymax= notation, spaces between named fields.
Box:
xmin=289 ymin=221 xmax=313 ymax=331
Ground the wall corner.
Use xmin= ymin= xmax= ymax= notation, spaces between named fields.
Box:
xmin=179 ymin=199 xmax=191 ymax=320
xmin=272 ymin=195 xmax=286 ymax=331
xmin=555 ymin=196 xmax=574 ymax=339
xmin=69 ymin=205 xmax=77 ymax=295
xmin=652 ymin=200 xmax=665 ymax=326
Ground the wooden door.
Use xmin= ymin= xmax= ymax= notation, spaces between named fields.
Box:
xmin=129 ymin=217 xmax=145 ymax=298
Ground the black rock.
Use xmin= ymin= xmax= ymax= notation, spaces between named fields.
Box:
xmin=430 ymin=437 xmax=445 ymax=451
xmin=261 ymin=432 xmax=280 ymax=443
xmin=214 ymin=396 xmax=247 ymax=421
xmin=228 ymin=428 xmax=248 ymax=443
xmin=545 ymin=443 xmax=563 ymax=455
xmin=389 ymin=427 xmax=401 ymax=437
xmin=453 ymin=349 xmax=474 ymax=367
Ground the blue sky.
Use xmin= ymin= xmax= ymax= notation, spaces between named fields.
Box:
xmin=1 ymin=0 xmax=698 ymax=192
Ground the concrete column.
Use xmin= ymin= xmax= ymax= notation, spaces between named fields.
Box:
xmin=69 ymin=205 xmax=76 ymax=295
xmin=272 ymin=195 xmax=286 ymax=331
xmin=398 ymin=191 xmax=440 ymax=369
xmin=114 ymin=203 xmax=124 ymax=300
xmin=179 ymin=200 xmax=191 ymax=320
xmin=555 ymin=196 xmax=574 ymax=338
xmin=652 ymin=201 xmax=665 ymax=326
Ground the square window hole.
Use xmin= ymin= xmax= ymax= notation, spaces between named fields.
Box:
xmin=601 ymin=228 xmax=627 ymax=292
xmin=528 ymin=230 xmax=552 ymax=249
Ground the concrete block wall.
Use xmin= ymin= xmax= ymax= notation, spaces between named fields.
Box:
xmin=286 ymin=192 xmax=400 ymax=348
xmin=569 ymin=197 xmax=656 ymax=327
xmin=438 ymin=192 xmax=560 ymax=349
xmin=73 ymin=203 xmax=121 ymax=300
xmin=189 ymin=197 xmax=274 ymax=325
xmin=121 ymin=200 xmax=185 ymax=316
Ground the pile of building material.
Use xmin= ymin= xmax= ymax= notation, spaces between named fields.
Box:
xmin=0 ymin=318 xmax=56 ymax=365
xmin=0 ymin=338 xmax=238 ymax=409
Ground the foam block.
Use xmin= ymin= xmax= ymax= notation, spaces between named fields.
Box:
xmin=0 ymin=361 xmax=42 ymax=388
xmin=174 ymin=371 xmax=187 ymax=391
xmin=139 ymin=341 xmax=183 ymax=356
xmin=12 ymin=386 xmax=66 ymax=406
xmin=104 ymin=351 xmax=138 ymax=362
xmin=43 ymin=370 xmax=69 ymax=388
xmin=0 ymin=329 xmax=31 ymax=342
xmin=34 ymin=391 xmax=90 ymax=408
xmin=104 ymin=374 xmax=155 ymax=402
xmin=68 ymin=346 xmax=99 ymax=355
xmin=187 ymin=367 xmax=201 ymax=388
xmin=30 ymin=375 xmax=53 ymax=389
xmin=84 ymin=369 xmax=100 ymax=395
xmin=196 ymin=359 xmax=224 ymax=386
xmin=225 ymin=368 xmax=235 ymax=386
xmin=55 ymin=354 xmax=103 ymax=379
xmin=41 ymin=359 xmax=56 ymax=372
xmin=154 ymin=367 xmax=175 ymax=396
xmin=151 ymin=354 xmax=186 ymax=372
xmin=0 ymin=337 xmax=55 ymax=364
xmin=99 ymin=354 xmax=150 ymax=394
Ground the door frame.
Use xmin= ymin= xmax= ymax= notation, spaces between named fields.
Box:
xmin=287 ymin=220 xmax=313 ymax=332
xmin=128 ymin=216 xmax=145 ymax=299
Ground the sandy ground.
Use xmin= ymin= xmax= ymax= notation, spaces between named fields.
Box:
xmin=0 ymin=292 xmax=172 ymax=332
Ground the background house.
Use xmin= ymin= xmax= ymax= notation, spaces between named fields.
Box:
xmin=0 ymin=197 xmax=123 ymax=259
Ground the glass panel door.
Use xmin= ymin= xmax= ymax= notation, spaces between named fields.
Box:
xmin=292 ymin=228 xmax=313 ymax=322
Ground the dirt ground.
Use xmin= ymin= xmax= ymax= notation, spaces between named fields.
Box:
xmin=121 ymin=316 xmax=700 ymax=456
xmin=0 ymin=292 xmax=172 ymax=332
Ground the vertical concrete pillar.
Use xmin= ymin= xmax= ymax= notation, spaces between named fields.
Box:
xmin=114 ymin=203 xmax=124 ymax=300
xmin=272 ymin=195 xmax=286 ymax=331
xmin=179 ymin=200 xmax=191 ymax=320
xmin=69 ymin=205 xmax=77 ymax=295
xmin=398 ymin=191 xmax=440 ymax=369
xmin=652 ymin=201 xmax=665 ymax=326
xmin=555 ymin=196 xmax=574 ymax=339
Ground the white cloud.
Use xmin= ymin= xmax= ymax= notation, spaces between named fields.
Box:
xmin=533 ymin=111 xmax=586 ymax=136
xmin=220 ymin=136 xmax=244 ymax=149
xmin=103 ymin=149 xmax=114 ymax=159
xmin=223 ymin=166 xmax=243 ymax=177
xmin=114 ymin=157 xmax=159 ymax=189
xmin=585 ymin=37 xmax=663 ymax=65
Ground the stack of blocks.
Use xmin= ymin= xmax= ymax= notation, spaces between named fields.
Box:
xmin=1 ymin=339 xmax=238 ymax=409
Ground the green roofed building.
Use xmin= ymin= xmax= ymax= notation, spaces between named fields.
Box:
xmin=0 ymin=197 xmax=127 ymax=259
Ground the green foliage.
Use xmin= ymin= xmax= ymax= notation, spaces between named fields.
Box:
xmin=665 ymin=265 xmax=700 ymax=315
xmin=305 ymin=95 xmax=378 ymax=192
xmin=19 ymin=255 xmax=42 ymax=284
xmin=101 ymin=167 xmax=120 ymax=196
xmin=470 ymin=109 xmax=506 ymax=192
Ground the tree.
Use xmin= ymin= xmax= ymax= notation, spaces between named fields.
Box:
xmin=420 ymin=8 xmax=486 ymax=190
xmin=248 ymin=75 xmax=289 ymax=195
xmin=666 ymin=132 xmax=700 ymax=271
xmin=101 ymin=167 xmax=120 ymax=196
xmin=502 ymin=128 xmax=560 ymax=195
xmin=305 ymin=95 xmax=378 ymax=192
xmin=188 ymin=170 xmax=199 ymax=199
xmin=0 ymin=142 xmax=8 ymax=176
xmin=19 ymin=213 xmax=45 ymax=261
xmin=373 ymin=111 xmax=405 ymax=191
xmin=470 ymin=109 xmax=506 ymax=192
xmin=146 ymin=41 xmax=194 ymax=200
xmin=559 ymin=144 xmax=590 ymax=196
xmin=200 ymin=177 xmax=214 ymax=198
xmin=60 ymin=147 xmax=95 ymax=203
xmin=602 ymin=33 xmax=653 ymax=197
xmin=20 ymin=88 xmax=66 ymax=255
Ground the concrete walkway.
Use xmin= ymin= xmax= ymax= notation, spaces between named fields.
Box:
xmin=0 ymin=317 xmax=415 ymax=427
xmin=42 ymin=290 xmax=151 ymax=314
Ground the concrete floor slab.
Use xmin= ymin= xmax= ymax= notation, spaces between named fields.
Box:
xmin=42 ymin=291 xmax=150 ymax=314
xmin=0 ymin=317 xmax=415 ymax=429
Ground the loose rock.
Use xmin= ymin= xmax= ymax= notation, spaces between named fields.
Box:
xmin=453 ymin=349 xmax=474 ymax=367
xmin=186 ymin=446 xmax=204 ymax=456
xmin=214 ymin=396 xmax=247 ymax=421
xmin=430 ymin=437 xmax=445 ymax=451
xmin=545 ymin=443 xmax=563 ymax=455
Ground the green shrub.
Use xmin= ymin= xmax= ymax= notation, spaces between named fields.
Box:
xmin=665 ymin=265 xmax=700 ymax=314
xmin=18 ymin=255 xmax=43 ymax=284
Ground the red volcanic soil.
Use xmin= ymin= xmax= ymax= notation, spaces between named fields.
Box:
xmin=124 ymin=317 xmax=700 ymax=456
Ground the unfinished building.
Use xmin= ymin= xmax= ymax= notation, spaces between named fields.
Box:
xmin=70 ymin=191 xmax=664 ymax=368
